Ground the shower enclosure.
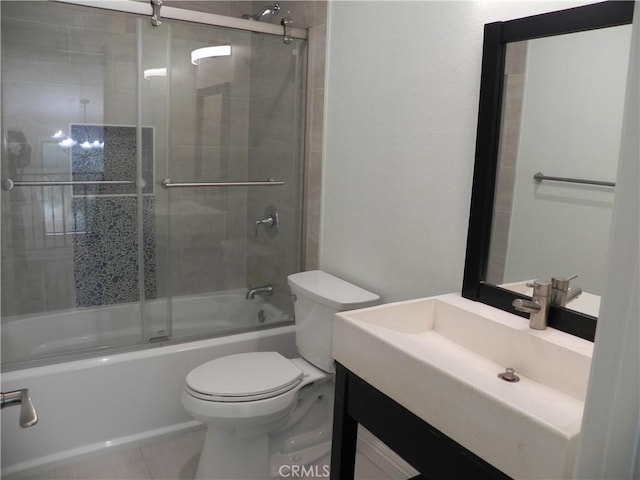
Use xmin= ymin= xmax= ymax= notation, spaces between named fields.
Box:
xmin=0 ymin=1 xmax=307 ymax=370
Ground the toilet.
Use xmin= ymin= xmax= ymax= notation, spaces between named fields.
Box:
xmin=181 ymin=270 xmax=380 ymax=479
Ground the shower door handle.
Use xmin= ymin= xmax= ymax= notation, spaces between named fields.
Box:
xmin=161 ymin=178 xmax=284 ymax=188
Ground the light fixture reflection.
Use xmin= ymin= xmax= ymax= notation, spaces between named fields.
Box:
xmin=58 ymin=138 xmax=77 ymax=149
xmin=191 ymin=45 xmax=231 ymax=65
xmin=79 ymin=140 xmax=104 ymax=150
xmin=53 ymin=130 xmax=104 ymax=150
xmin=143 ymin=68 xmax=167 ymax=79
xmin=52 ymin=130 xmax=75 ymax=148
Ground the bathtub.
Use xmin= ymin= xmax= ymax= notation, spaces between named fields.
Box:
xmin=2 ymin=289 xmax=290 ymax=368
xmin=0 ymin=293 xmax=297 ymax=477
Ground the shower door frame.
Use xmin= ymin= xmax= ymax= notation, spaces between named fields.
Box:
xmin=53 ymin=0 xmax=308 ymax=40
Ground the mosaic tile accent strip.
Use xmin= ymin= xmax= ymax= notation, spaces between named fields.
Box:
xmin=72 ymin=196 xmax=156 ymax=307
xmin=70 ymin=124 xmax=156 ymax=307
xmin=71 ymin=125 xmax=153 ymax=196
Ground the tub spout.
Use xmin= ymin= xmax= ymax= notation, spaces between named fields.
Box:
xmin=1 ymin=389 xmax=38 ymax=428
xmin=246 ymin=284 xmax=273 ymax=299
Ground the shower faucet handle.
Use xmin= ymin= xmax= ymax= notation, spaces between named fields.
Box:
xmin=255 ymin=215 xmax=275 ymax=236
xmin=1 ymin=388 xmax=38 ymax=428
xmin=254 ymin=206 xmax=279 ymax=237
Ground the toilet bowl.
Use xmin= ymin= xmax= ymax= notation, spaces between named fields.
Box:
xmin=182 ymin=354 xmax=331 ymax=479
xmin=181 ymin=271 xmax=380 ymax=479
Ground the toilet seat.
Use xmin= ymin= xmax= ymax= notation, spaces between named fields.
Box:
xmin=182 ymin=355 xmax=330 ymax=423
xmin=186 ymin=352 xmax=304 ymax=402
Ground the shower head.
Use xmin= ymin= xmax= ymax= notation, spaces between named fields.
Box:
xmin=242 ymin=3 xmax=280 ymax=21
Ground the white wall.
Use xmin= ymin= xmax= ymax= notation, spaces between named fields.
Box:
xmin=321 ymin=0 xmax=594 ymax=303
xmin=505 ymin=25 xmax=631 ymax=295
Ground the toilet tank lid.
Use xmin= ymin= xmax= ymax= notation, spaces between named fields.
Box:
xmin=287 ymin=270 xmax=380 ymax=310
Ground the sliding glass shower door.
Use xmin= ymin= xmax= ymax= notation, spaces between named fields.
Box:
xmin=150 ymin=18 xmax=306 ymax=342
xmin=1 ymin=1 xmax=306 ymax=369
xmin=1 ymin=2 xmax=151 ymax=365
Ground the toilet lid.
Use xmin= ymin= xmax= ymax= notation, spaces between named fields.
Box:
xmin=186 ymin=352 xmax=303 ymax=401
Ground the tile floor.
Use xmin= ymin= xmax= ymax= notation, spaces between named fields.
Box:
xmin=21 ymin=427 xmax=396 ymax=480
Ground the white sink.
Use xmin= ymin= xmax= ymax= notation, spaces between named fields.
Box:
xmin=333 ymin=293 xmax=593 ymax=479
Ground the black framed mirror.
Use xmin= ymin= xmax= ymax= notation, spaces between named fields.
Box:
xmin=462 ymin=1 xmax=635 ymax=342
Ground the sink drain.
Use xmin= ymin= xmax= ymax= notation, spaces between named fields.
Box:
xmin=498 ymin=367 xmax=520 ymax=383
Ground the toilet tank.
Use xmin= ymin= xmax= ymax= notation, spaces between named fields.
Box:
xmin=287 ymin=270 xmax=380 ymax=372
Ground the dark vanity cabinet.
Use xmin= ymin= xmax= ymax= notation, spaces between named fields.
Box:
xmin=329 ymin=363 xmax=511 ymax=480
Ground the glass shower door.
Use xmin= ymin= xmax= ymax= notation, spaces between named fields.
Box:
xmin=1 ymin=2 xmax=155 ymax=366
xmin=149 ymin=19 xmax=307 ymax=341
xmin=1 ymin=1 xmax=307 ymax=369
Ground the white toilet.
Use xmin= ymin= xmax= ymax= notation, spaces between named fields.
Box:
xmin=181 ymin=270 xmax=380 ymax=479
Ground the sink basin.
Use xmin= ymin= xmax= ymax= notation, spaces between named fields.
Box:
xmin=333 ymin=293 xmax=593 ymax=479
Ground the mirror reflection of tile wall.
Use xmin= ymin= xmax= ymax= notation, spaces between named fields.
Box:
xmin=486 ymin=41 xmax=527 ymax=285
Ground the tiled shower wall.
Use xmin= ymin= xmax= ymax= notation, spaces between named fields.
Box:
xmin=153 ymin=18 xmax=255 ymax=299
xmin=159 ymin=1 xmax=327 ymax=312
xmin=245 ymin=32 xmax=306 ymax=314
xmin=165 ymin=0 xmax=327 ymax=271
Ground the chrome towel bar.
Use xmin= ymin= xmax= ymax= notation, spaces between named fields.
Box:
xmin=2 ymin=179 xmax=136 ymax=191
xmin=161 ymin=178 xmax=284 ymax=189
xmin=533 ymin=172 xmax=615 ymax=188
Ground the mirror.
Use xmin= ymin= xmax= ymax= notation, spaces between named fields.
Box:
xmin=488 ymin=25 xmax=632 ymax=316
xmin=462 ymin=1 xmax=634 ymax=341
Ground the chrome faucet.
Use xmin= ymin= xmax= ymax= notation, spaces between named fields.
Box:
xmin=246 ymin=284 xmax=274 ymax=299
xmin=551 ymin=274 xmax=582 ymax=307
xmin=1 ymin=389 xmax=38 ymax=428
xmin=254 ymin=207 xmax=279 ymax=238
xmin=512 ymin=280 xmax=552 ymax=330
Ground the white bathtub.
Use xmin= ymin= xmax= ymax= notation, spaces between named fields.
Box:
xmin=0 ymin=294 xmax=297 ymax=477
xmin=2 ymin=289 xmax=289 ymax=368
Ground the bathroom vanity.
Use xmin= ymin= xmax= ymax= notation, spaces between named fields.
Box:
xmin=330 ymin=363 xmax=510 ymax=479
xmin=329 ymin=294 xmax=593 ymax=479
